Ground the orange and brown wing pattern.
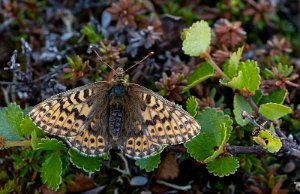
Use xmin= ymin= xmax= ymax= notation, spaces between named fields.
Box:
xmin=121 ymin=121 xmax=163 ymax=159
xmin=29 ymin=82 xmax=111 ymax=156
xmin=65 ymin=97 xmax=112 ymax=156
xmin=30 ymin=83 xmax=101 ymax=136
xmin=65 ymin=121 xmax=109 ymax=156
xmin=129 ymin=84 xmax=200 ymax=145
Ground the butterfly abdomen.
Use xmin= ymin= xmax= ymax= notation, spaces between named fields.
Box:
xmin=108 ymin=84 xmax=126 ymax=140
xmin=109 ymin=108 xmax=123 ymax=140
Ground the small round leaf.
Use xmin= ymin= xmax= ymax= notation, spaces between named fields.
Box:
xmin=182 ymin=20 xmax=211 ymax=56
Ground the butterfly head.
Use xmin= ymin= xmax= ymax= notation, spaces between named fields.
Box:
xmin=114 ymin=67 xmax=125 ymax=81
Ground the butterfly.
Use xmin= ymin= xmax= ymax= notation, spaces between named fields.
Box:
xmin=29 ymin=67 xmax=201 ymax=159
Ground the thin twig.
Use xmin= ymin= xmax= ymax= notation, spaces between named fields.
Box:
xmin=241 ymin=111 xmax=264 ymax=130
xmin=244 ymin=96 xmax=259 ymax=113
xmin=290 ymin=148 xmax=300 ymax=159
xmin=202 ymin=52 xmax=230 ymax=80
xmin=227 ymin=145 xmax=268 ymax=155
xmin=3 ymin=140 xmax=32 ymax=148
xmin=156 ymin=180 xmax=192 ymax=191
xmin=21 ymin=38 xmax=33 ymax=82
xmin=0 ymin=81 xmax=25 ymax=86
xmin=114 ymin=153 xmax=131 ymax=176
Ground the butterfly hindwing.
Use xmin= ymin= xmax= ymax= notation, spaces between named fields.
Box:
xmin=128 ymin=84 xmax=200 ymax=145
xmin=121 ymin=119 xmax=163 ymax=158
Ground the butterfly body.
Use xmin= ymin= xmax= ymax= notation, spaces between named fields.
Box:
xmin=30 ymin=68 xmax=200 ymax=158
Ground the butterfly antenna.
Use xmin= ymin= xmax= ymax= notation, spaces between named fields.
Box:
xmin=124 ymin=52 xmax=154 ymax=73
xmin=90 ymin=45 xmax=116 ymax=73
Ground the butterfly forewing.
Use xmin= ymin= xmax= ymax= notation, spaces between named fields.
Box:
xmin=29 ymin=82 xmax=112 ymax=156
xmin=128 ymin=84 xmax=201 ymax=145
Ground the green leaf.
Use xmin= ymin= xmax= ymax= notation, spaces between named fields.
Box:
xmin=31 ymin=130 xmax=38 ymax=150
xmin=36 ymin=138 xmax=67 ymax=151
xmin=185 ymin=108 xmax=233 ymax=162
xmin=135 ymin=147 xmax=165 ymax=172
xmin=259 ymin=103 xmax=292 ymax=120
xmin=67 ymin=57 xmax=75 ymax=68
xmin=0 ymin=103 xmax=24 ymax=140
xmin=251 ymin=90 xmax=263 ymax=104
xmin=221 ymin=60 xmax=260 ymax=94
xmin=233 ymin=94 xmax=253 ymax=126
xmin=20 ymin=115 xmax=44 ymax=137
xmin=253 ymin=130 xmax=282 ymax=153
xmin=259 ymin=89 xmax=287 ymax=105
xmin=41 ymin=152 xmax=62 ymax=191
xmin=0 ymin=180 xmax=16 ymax=194
xmin=182 ymin=20 xmax=211 ymax=56
xmin=186 ymin=96 xmax=198 ymax=117
xmin=80 ymin=23 xmax=102 ymax=43
xmin=68 ymin=149 xmax=102 ymax=173
xmin=183 ymin=62 xmax=214 ymax=92
xmin=223 ymin=47 xmax=243 ymax=78
xmin=206 ymin=156 xmax=239 ymax=177
xmin=277 ymin=63 xmax=293 ymax=77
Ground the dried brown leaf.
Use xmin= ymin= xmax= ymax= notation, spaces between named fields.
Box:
xmin=67 ymin=173 xmax=95 ymax=193
xmin=156 ymin=152 xmax=179 ymax=180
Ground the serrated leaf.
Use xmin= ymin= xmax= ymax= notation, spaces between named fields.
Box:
xmin=185 ymin=108 xmax=233 ymax=162
xmin=259 ymin=89 xmax=287 ymax=105
xmin=36 ymin=138 xmax=67 ymax=151
xmin=135 ymin=147 xmax=165 ymax=172
xmin=20 ymin=115 xmax=44 ymax=137
xmin=253 ymin=130 xmax=282 ymax=153
xmin=233 ymin=94 xmax=253 ymax=126
xmin=221 ymin=60 xmax=260 ymax=94
xmin=186 ymin=96 xmax=198 ymax=117
xmin=259 ymin=103 xmax=292 ymax=120
xmin=68 ymin=149 xmax=102 ymax=173
xmin=182 ymin=20 xmax=211 ymax=56
xmin=183 ymin=62 xmax=214 ymax=92
xmin=223 ymin=47 xmax=243 ymax=78
xmin=0 ymin=103 xmax=24 ymax=140
xmin=206 ymin=156 xmax=239 ymax=177
xmin=41 ymin=152 xmax=62 ymax=191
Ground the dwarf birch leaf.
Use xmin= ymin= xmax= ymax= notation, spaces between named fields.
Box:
xmin=221 ymin=60 xmax=260 ymax=94
xmin=259 ymin=89 xmax=287 ymax=105
xmin=0 ymin=103 xmax=23 ymax=141
xmin=207 ymin=156 xmax=239 ymax=177
xmin=223 ymin=47 xmax=243 ymax=78
xmin=69 ymin=149 xmax=102 ymax=173
xmin=135 ymin=146 xmax=165 ymax=172
xmin=184 ymin=62 xmax=214 ymax=92
xmin=41 ymin=152 xmax=62 ymax=191
xmin=20 ymin=115 xmax=44 ymax=137
xmin=233 ymin=94 xmax=253 ymax=126
xmin=182 ymin=20 xmax=211 ymax=56
xmin=185 ymin=108 xmax=233 ymax=162
xmin=186 ymin=96 xmax=198 ymax=117
xmin=253 ymin=130 xmax=282 ymax=153
xmin=37 ymin=138 xmax=66 ymax=151
xmin=259 ymin=103 xmax=292 ymax=120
